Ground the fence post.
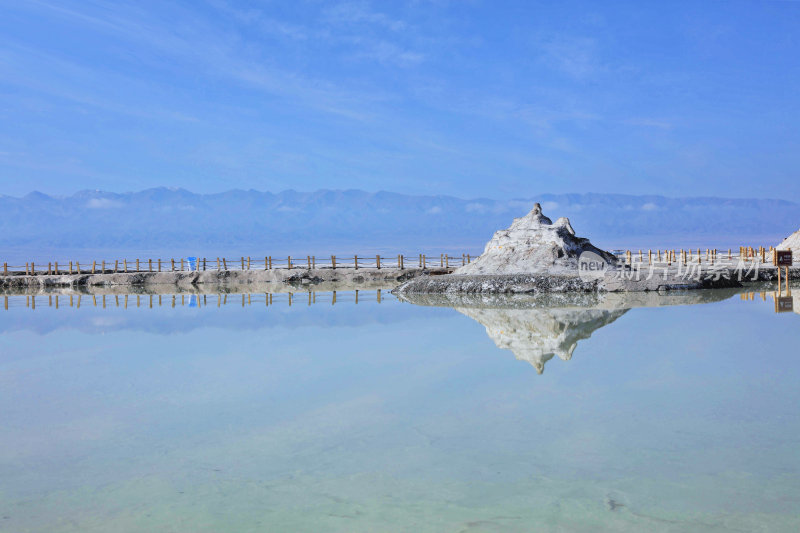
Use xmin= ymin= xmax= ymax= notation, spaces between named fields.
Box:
xmin=149 ymin=259 xmax=152 ymax=272
xmin=114 ymin=260 xmax=118 ymax=272
xmin=136 ymin=259 xmax=140 ymax=272
xmin=241 ymin=257 xmax=244 ymax=271
xmin=445 ymin=254 xmax=449 ymax=268
xmin=467 ymin=254 xmax=471 ymax=264
xmin=180 ymin=258 xmax=184 ymax=271
xmin=101 ymin=260 xmax=105 ymax=273
xmin=419 ymin=253 xmax=422 ymax=267
xmin=3 ymin=262 xmax=6 ymax=275
xmin=288 ymin=256 xmax=292 ymax=270
xmin=269 ymin=256 xmax=272 ymax=270
xmin=203 ymin=258 xmax=207 ymax=271
xmin=399 ymin=254 xmax=403 ymax=270
xmin=248 ymin=256 xmax=251 ymax=270
xmin=48 ymin=262 xmax=52 ymax=275
xmin=423 ymin=254 xmax=426 ymax=268
xmin=312 ymin=256 xmax=316 ymax=269
xmin=307 ymin=256 xmax=311 ymax=270
xmin=332 ymin=255 xmax=336 ymax=269
xmin=76 ymin=261 xmax=80 ymax=274
xmin=376 ymin=255 xmax=380 ymax=269
xmin=216 ymin=257 xmax=220 ymax=271
xmin=354 ymin=255 xmax=358 ymax=270
xmin=171 ymin=259 xmax=175 ymax=271
xmin=222 ymin=258 xmax=227 ymax=270
xmin=264 ymin=257 xmax=268 ymax=270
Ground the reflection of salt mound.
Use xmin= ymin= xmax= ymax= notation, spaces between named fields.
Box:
xmin=457 ymin=307 xmax=627 ymax=374
xmin=776 ymin=228 xmax=800 ymax=255
xmin=454 ymin=202 xmax=617 ymax=275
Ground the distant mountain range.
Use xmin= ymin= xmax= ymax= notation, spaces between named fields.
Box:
xmin=1 ymin=188 xmax=798 ymax=262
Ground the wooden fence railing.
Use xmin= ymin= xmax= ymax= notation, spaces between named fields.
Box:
xmin=3 ymin=246 xmax=795 ymax=276
xmin=612 ymin=246 xmax=797 ymax=266
xmin=0 ymin=253 xmax=478 ymax=276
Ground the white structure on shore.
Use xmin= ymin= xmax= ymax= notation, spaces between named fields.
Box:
xmin=776 ymin=228 xmax=800 ymax=254
xmin=453 ymin=202 xmax=616 ymax=276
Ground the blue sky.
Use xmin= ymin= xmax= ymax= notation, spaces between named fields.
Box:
xmin=1 ymin=0 xmax=799 ymax=200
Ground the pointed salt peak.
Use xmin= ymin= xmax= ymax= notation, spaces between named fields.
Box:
xmin=554 ymin=217 xmax=575 ymax=235
xmin=524 ymin=202 xmax=552 ymax=225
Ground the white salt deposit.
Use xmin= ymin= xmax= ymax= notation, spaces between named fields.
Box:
xmin=454 ymin=202 xmax=616 ymax=276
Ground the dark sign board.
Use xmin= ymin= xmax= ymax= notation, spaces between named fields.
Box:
xmin=775 ymin=250 xmax=793 ymax=266
xmin=776 ymin=296 xmax=794 ymax=313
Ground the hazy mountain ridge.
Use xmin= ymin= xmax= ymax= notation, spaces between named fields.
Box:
xmin=1 ymin=188 xmax=798 ymax=259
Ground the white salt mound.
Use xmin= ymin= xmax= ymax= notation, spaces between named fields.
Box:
xmin=454 ymin=202 xmax=617 ymax=276
xmin=776 ymin=228 xmax=800 ymax=254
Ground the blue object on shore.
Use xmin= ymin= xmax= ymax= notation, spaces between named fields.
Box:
xmin=187 ymin=257 xmax=197 ymax=271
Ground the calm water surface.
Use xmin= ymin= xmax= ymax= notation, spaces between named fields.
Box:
xmin=0 ymin=288 xmax=798 ymax=532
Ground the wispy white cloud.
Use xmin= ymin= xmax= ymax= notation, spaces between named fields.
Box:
xmin=539 ymin=36 xmax=600 ymax=79
xmin=624 ymin=118 xmax=673 ymax=130
xmin=323 ymin=1 xmax=407 ymax=32
xmin=86 ymin=198 xmax=122 ymax=209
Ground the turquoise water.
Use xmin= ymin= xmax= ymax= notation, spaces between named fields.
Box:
xmin=0 ymin=289 xmax=799 ymax=532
